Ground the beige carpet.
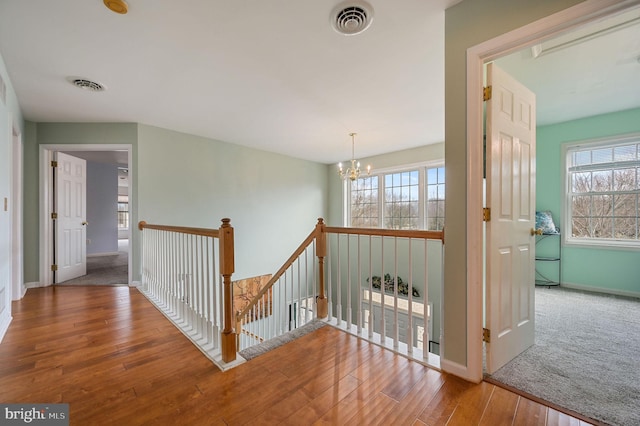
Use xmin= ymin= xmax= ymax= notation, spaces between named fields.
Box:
xmin=57 ymin=239 xmax=129 ymax=286
xmin=487 ymin=287 xmax=640 ymax=426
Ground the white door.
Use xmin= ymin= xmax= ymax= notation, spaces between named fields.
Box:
xmin=55 ymin=152 xmax=87 ymax=283
xmin=485 ymin=63 xmax=536 ymax=374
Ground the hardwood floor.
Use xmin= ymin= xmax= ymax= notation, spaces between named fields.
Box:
xmin=0 ymin=286 xmax=593 ymax=425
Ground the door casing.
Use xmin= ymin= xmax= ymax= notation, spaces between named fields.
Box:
xmin=461 ymin=0 xmax=637 ymax=382
xmin=39 ymin=144 xmax=133 ymax=287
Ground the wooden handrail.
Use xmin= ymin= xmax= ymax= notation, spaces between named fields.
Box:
xmin=138 ymin=221 xmax=219 ymax=238
xmin=324 ymin=225 xmax=444 ymax=243
xmin=235 ymin=227 xmax=318 ymax=320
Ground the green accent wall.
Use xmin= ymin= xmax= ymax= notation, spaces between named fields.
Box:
xmin=537 ymin=107 xmax=640 ymax=296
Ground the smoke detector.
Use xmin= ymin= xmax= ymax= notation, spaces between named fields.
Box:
xmin=331 ymin=1 xmax=374 ymax=36
xmin=68 ymin=77 xmax=106 ymax=92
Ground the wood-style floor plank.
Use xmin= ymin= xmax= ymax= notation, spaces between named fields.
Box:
xmin=0 ymin=286 xmax=594 ymax=425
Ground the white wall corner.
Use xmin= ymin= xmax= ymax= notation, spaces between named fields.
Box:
xmin=130 ymin=281 xmax=141 ymax=288
xmin=12 ymin=284 xmax=27 ymax=300
xmin=440 ymin=358 xmax=480 ymax=383
xmin=0 ymin=312 xmax=12 ymax=344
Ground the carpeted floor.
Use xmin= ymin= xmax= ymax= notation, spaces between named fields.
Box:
xmin=487 ymin=286 xmax=640 ymax=426
xmin=57 ymin=239 xmax=129 ymax=285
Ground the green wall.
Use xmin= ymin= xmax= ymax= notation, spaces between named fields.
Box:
xmin=444 ymin=0 xmax=585 ymax=369
xmin=137 ymin=124 xmax=329 ymax=281
xmin=537 ymin=107 xmax=640 ymax=296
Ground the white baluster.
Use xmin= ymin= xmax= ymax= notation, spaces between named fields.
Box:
xmin=368 ymin=235 xmax=373 ymax=339
xmin=423 ymin=238 xmax=429 ymax=359
xmin=380 ymin=236 xmax=385 ymax=344
xmin=407 ymin=238 xmax=414 ymax=354
xmin=393 ymin=236 xmax=399 ymax=350
xmin=346 ymin=235 xmax=352 ymax=331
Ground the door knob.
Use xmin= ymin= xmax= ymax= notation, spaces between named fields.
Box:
xmin=82 ymin=221 xmax=89 ymax=226
xmin=530 ymin=228 xmax=542 ymax=236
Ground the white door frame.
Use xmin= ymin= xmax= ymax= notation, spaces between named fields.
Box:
xmin=465 ymin=0 xmax=638 ymax=382
xmin=39 ymin=144 xmax=134 ymax=286
xmin=10 ymin=120 xmax=23 ymax=300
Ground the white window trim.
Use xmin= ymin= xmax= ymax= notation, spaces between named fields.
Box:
xmin=562 ymin=132 xmax=640 ymax=251
xmin=343 ymin=160 xmax=444 ymax=229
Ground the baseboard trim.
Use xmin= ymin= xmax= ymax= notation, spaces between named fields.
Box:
xmin=87 ymin=251 xmax=119 ymax=257
xmin=24 ymin=281 xmax=43 ymax=289
xmin=559 ymin=282 xmax=640 ymax=299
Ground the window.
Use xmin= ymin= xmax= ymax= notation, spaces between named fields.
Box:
xmin=118 ymin=195 xmax=129 ymax=229
xmin=566 ymin=136 xmax=639 ymax=247
xmin=351 ymin=176 xmax=379 ymax=228
xmin=348 ymin=165 xmax=444 ymax=230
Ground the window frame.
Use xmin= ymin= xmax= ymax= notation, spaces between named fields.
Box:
xmin=117 ymin=195 xmax=129 ymax=230
xmin=562 ymin=133 xmax=640 ymax=250
xmin=343 ymin=160 xmax=444 ymax=230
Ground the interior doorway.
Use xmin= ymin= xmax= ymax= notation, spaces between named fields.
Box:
xmin=39 ymin=144 xmax=133 ymax=287
xmin=466 ymin=1 xmax=639 ymax=382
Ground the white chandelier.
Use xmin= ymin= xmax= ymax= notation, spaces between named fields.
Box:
xmin=338 ymin=132 xmax=371 ymax=181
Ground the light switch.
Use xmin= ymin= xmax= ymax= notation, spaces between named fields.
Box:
xmin=3 ymin=197 xmax=7 ymax=212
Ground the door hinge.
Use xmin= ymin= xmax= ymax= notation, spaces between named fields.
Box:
xmin=483 ymin=86 xmax=492 ymax=101
xmin=51 ymin=264 xmax=58 ymax=271
xmin=483 ymin=328 xmax=491 ymax=343
xmin=51 ymin=160 xmax=58 ymax=168
xmin=483 ymin=207 xmax=491 ymax=222
xmin=51 ymin=212 xmax=58 ymax=219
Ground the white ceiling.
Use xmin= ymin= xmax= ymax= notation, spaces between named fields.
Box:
xmin=1 ymin=1 xmax=639 ymax=165
xmin=495 ymin=7 xmax=640 ymax=126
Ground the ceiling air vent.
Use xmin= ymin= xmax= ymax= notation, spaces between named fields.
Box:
xmin=68 ymin=77 xmax=106 ymax=92
xmin=331 ymin=1 xmax=374 ymax=36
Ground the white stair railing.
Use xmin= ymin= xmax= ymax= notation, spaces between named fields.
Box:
xmin=235 ymin=219 xmax=444 ymax=367
xmin=138 ymin=219 xmax=238 ymax=369
xmin=323 ymin=226 xmax=444 ymax=366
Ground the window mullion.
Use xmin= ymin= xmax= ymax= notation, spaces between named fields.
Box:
xmin=378 ymin=176 xmax=384 ymax=229
xmin=420 ymin=168 xmax=426 ymax=230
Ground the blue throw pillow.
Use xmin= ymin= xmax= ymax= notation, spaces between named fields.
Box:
xmin=535 ymin=211 xmax=557 ymax=234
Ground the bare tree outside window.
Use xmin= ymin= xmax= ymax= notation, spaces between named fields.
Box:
xmin=348 ymin=166 xmax=444 ymax=231
xmin=350 ymin=176 xmax=379 ymax=228
xmin=426 ymin=167 xmax=445 ymax=231
xmin=384 ymin=171 xmax=420 ymax=229
xmin=568 ymin=141 xmax=639 ymax=243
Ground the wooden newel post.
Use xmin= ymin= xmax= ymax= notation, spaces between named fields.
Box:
xmin=315 ymin=218 xmax=328 ymax=319
xmin=219 ymin=218 xmax=236 ymax=363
